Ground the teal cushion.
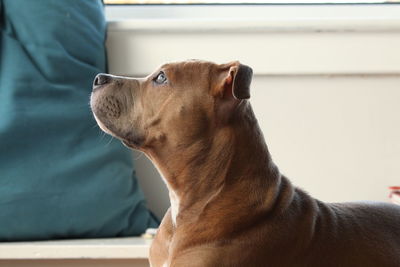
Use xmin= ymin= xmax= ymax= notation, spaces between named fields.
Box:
xmin=0 ymin=0 xmax=158 ymax=241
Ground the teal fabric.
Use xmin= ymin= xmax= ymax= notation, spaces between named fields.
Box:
xmin=0 ymin=0 xmax=158 ymax=241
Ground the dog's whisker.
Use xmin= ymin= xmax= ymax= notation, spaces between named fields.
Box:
xmin=132 ymin=152 xmax=144 ymax=161
xmin=105 ymin=135 xmax=114 ymax=146
xmin=97 ymin=130 xmax=107 ymax=141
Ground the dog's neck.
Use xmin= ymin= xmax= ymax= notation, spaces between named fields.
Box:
xmin=147 ymin=103 xmax=290 ymax=229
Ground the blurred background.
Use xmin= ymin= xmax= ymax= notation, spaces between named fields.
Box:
xmin=104 ymin=1 xmax=400 ymax=219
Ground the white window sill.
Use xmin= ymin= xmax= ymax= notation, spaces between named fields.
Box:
xmin=105 ymin=4 xmax=400 ymax=33
xmin=0 ymin=237 xmax=151 ymax=260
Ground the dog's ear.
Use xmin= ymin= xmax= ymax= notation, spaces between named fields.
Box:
xmin=215 ymin=61 xmax=253 ymax=101
xmin=213 ymin=62 xmax=253 ymax=122
xmin=230 ymin=63 xmax=253 ymax=100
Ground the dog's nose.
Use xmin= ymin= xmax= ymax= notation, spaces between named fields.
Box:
xmin=93 ymin=74 xmax=112 ymax=89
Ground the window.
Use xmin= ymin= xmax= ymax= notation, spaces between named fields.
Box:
xmin=104 ymin=0 xmax=399 ymax=4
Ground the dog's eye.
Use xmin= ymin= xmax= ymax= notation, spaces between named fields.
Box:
xmin=154 ymin=72 xmax=167 ymax=84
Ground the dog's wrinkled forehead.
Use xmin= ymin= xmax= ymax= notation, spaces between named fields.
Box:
xmin=162 ymin=59 xmax=208 ymax=69
xmin=159 ymin=60 xmax=214 ymax=82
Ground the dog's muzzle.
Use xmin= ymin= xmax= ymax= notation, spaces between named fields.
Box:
xmin=96 ymin=95 xmax=122 ymax=119
xmin=91 ymin=74 xmax=123 ymax=119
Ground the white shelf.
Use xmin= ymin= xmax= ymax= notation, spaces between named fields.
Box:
xmin=0 ymin=237 xmax=151 ymax=260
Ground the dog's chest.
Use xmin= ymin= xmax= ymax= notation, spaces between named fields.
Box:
xmin=169 ymin=190 xmax=180 ymax=226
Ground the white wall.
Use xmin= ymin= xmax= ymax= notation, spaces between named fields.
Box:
xmin=105 ymin=4 xmax=400 ymax=219
xmin=252 ymin=75 xmax=400 ymax=203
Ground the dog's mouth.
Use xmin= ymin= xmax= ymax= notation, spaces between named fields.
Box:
xmin=90 ymin=85 xmax=144 ymax=150
xmin=92 ymin=107 xmax=144 ymax=151
xmin=92 ymin=112 xmax=119 ymax=138
xmin=122 ymin=140 xmax=137 ymax=149
xmin=93 ymin=114 xmax=140 ymax=150
xmin=91 ymin=92 xmax=125 ymax=138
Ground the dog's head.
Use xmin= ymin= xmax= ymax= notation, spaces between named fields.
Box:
xmin=90 ymin=60 xmax=253 ymax=151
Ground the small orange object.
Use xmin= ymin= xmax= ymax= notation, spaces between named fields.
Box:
xmin=389 ymin=186 xmax=400 ymax=205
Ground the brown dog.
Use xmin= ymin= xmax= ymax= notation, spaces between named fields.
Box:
xmin=90 ymin=60 xmax=400 ymax=267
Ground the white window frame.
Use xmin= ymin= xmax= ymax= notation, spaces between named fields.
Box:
xmin=104 ymin=4 xmax=400 ymax=77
